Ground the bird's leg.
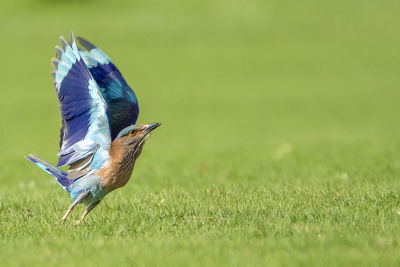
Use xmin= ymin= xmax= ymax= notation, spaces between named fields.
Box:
xmin=78 ymin=200 xmax=100 ymax=224
xmin=61 ymin=190 xmax=89 ymax=221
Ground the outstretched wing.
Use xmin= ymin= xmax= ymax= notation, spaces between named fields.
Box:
xmin=52 ymin=33 xmax=111 ymax=168
xmin=76 ymin=37 xmax=139 ymax=140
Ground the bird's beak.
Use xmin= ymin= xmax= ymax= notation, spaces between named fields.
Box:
xmin=145 ymin=123 xmax=161 ymax=133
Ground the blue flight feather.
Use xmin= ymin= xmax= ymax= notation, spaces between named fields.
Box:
xmin=77 ymin=37 xmax=139 ymax=140
xmin=53 ymin=33 xmax=111 ymax=168
xmin=26 ymin=154 xmax=71 ymax=192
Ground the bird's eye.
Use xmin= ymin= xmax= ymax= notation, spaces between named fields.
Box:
xmin=129 ymin=130 xmax=135 ymax=135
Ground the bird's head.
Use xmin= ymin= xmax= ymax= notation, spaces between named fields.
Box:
xmin=116 ymin=123 xmax=161 ymax=145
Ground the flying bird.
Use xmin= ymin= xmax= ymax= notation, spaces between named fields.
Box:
xmin=26 ymin=32 xmax=160 ymax=223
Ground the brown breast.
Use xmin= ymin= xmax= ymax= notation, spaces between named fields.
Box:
xmin=98 ymin=139 xmax=136 ymax=192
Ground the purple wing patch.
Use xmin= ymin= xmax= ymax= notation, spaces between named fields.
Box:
xmin=77 ymin=37 xmax=139 ymax=140
xmin=52 ymin=33 xmax=111 ymax=167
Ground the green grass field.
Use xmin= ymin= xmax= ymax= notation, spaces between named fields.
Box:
xmin=1 ymin=0 xmax=400 ymax=266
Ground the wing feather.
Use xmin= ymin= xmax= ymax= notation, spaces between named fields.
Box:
xmin=53 ymin=32 xmax=111 ymax=169
xmin=76 ymin=36 xmax=139 ymax=140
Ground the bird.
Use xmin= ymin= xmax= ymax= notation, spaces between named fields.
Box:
xmin=26 ymin=32 xmax=160 ymax=223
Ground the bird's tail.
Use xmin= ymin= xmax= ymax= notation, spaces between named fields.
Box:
xmin=25 ymin=154 xmax=71 ymax=192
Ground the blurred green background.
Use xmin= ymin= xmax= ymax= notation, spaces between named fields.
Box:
xmin=0 ymin=0 xmax=400 ymax=266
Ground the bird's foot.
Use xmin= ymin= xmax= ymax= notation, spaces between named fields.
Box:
xmin=74 ymin=220 xmax=86 ymax=226
xmin=53 ymin=221 xmax=63 ymax=227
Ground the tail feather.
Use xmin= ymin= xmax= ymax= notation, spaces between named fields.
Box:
xmin=25 ymin=154 xmax=71 ymax=192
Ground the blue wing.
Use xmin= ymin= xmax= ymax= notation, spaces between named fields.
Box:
xmin=52 ymin=33 xmax=111 ymax=168
xmin=76 ymin=37 xmax=139 ymax=140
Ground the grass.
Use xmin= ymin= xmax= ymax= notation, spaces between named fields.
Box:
xmin=1 ymin=0 xmax=400 ymax=266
